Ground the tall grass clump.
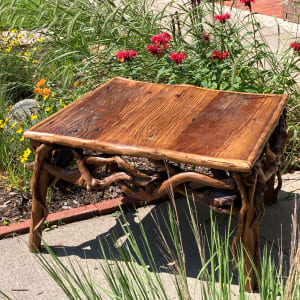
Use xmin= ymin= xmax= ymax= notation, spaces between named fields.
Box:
xmin=31 ymin=194 xmax=300 ymax=299
xmin=0 ymin=0 xmax=299 ymax=186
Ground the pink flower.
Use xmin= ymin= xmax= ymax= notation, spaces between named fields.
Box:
xmin=203 ymin=33 xmax=210 ymax=42
xmin=170 ymin=51 xmax=185 ymax=65
xmin=117 ymin=50 xmax=137 ymax=62
xmin=240 ymin=0 xmax=255 ymax=5
xmin=214 ymin=13 xmax=231 ymax=23
xmin=211 ymin=50 xmax=229 ymax=60
xmin=147 ymin=44 xmax=163 ymax=57
xmin=151 ymin=32 xmax=172 ymax=45
xmin=290 ymin=41 xmax=300 ymax=51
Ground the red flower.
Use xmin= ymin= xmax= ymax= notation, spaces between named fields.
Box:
xmin=290 ymin=41 xmax=300 ymax=51
xmin=214 ymin=13 xmax=231 ymax=23
xmin=211 ymin=50 xmax=229 ymax=60
xmin=147 ymin=44 xmax=163 ymax=57
xmin=151 ymin=32 xmax=172 ymax=45
xmin=240 ymin=0 xmax=255 ymax=5
xmin=170 ymin=51 xmax=185 ymax=65
xmin=117 ymin=50 xmax=137 ymax=62
xmin=203 ymin=33 xmax=210 ymax=42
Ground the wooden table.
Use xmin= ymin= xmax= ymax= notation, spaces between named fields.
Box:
xmin=24 ymin=77 xmax=288 ymax=292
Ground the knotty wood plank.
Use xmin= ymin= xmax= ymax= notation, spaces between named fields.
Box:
xmin=25 ymin=77 xmax=288 ymax=171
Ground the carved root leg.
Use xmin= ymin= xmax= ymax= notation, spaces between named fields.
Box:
xmin=232 ymin=172 xmax=258 ymax=292
xmin=29 ymin=144 xmax=53 ymax=252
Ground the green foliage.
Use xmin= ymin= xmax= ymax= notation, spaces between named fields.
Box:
xmin=0 ymin=0 xmax=299 ymax=189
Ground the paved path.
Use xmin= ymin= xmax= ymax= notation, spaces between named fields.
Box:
xmin=0 ymin=172 xmax=299 ymax=299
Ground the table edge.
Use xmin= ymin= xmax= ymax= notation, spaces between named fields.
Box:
xmin=24 ymin=131 xmax=251 ymax=172
xmin=247 ymin=94 xmax=288 ymax=169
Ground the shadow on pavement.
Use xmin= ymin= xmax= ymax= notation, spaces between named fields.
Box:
xmin=42 ymin=189 xmax=299 ymax=283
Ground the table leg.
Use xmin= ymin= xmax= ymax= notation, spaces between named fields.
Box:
xmin=29 ymin=144 xmax=53 ymax=252
xmin=232 ymin=172 xmax=259 ymax=292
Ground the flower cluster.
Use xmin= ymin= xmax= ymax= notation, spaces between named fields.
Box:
xmin=33 ymin=78 xmax=51 ymax=97
xmin=19 ymin=148 xmax=31 ymax=163
xmin=147 ymin=32 xmax=171 ymax=57
xmin=214 ymin=13 xmax=231 ymax=23
xmin=290 ymin=41 xmax=300 ymax=51
xmin=117 ymin=50 xmax=137 ymax=63
xmin=147 ymin=44 xmax=163 ymax=56
xmin=211 ymin=50 xmax=229 ymax=60
xmin=170 ymin=52 xmax=186 ymax=65
xmin=151 ymin=32 xmax=171 ymax=45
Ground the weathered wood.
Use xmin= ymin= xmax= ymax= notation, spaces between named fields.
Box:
xmin=24 ymin=77 xmax=288 ymax=172
xmin=232 ymin=171 xmax=259 ymax=292
xmin=121 ymin=171 xmax=235 ymax=202
xmin=85 ymin=156 xmax=154 ymax=180
xmin=29 ymin=143 xmax=53 ymax=251
xmin=190 ymin=189 xmax=239 ymax=214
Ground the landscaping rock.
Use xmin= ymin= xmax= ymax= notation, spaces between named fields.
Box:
xmin=8 ymin=99 xmax=38 ymax=124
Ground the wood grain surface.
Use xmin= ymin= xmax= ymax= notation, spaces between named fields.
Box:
xmin=25 ymin=77 xmax=288 ymax=172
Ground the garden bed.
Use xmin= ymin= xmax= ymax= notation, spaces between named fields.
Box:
xmin=0 ymin=180 xmax=122 ymax=226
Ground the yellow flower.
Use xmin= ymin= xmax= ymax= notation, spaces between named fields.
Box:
xmin=31 ymin=113 xmax=38 ymax=120
xmin=5 ymin=47 xmax=12 ymax=52
xmin=32 ymin=47 xmax=37 ymax=51
xmin=19 ymin=148 xmax=31 ymax=163
xmin=9 ymin=29 xmax=17 ymax=33
xmin=32 ymin=59 xmax=38 ymax=64
xmin=12 ymin=122 xmax=17 ymax=127
xmin=17 ymin=52 xmax=22 ymax=56
xmin=29 ymin=34 xmax=33 ymax=39
xmin=16 ymin=126 xmax=22 ymax=134
xmin=24 ymin=51 xmax=29 ymax=56
xmin=24 ymin=57 xmax=29 ymax=61
xmin=17 ymin=33 xmax=24 ymax=38
xmin=45 ymin=106 xmax=53 ymax=112
xmin=0 ymin=120 xmax=5 ymax=128
xmin=62 ymin=104 xmax=67 ymax=108
xmin=9 ymin=137 xmax=14 ymax=142
xmin=6 ymin=105 xmax=12 ymax=111
xmin=37 ymin=37 xmax=44 ymax=42
xmin=20 ymin=136 xmax=24 ymax=142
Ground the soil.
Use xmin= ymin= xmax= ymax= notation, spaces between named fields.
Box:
xmin=0 ymin=181 xmax=123 ymax=226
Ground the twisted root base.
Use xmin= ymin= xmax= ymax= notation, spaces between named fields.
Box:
xmin=28 ymin=117 xmax=286 ymax=292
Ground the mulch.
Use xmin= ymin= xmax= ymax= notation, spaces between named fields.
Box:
xmin=0 ymin=181 xmax=123 ymax=226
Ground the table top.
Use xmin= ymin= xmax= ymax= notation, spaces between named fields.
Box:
xmin=24 ymin=77 xmax=288 ymax=172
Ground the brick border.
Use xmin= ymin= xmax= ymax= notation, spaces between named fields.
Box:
xmin=0 ymin=197 xmax=141 ymax=239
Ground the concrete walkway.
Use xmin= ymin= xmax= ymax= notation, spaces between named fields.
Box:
xmin=0 ymin=172 xmax=299 ymax=299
